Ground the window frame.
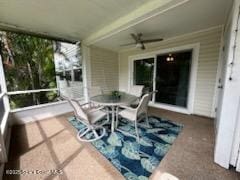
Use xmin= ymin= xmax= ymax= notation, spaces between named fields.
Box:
xmin=0 ymin=55 xmax=10 ymax=163
xmin=128 ymin=43 xmax=200 ymax=115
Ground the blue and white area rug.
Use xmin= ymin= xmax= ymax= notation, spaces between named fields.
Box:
xmin=68 ymin=116 xmax=183 ymax=180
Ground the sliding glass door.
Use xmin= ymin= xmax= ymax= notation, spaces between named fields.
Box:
xmin=155 ymin=50 xmax=192 ymax=108
xmin=133 ymin=58 xmax=154 ymax=93
xmin=132 ymin=49 xmax=193 ymax=111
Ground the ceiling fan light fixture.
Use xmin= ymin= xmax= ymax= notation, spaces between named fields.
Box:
xmin=166 ymin=57 xmax=174 ymax=62
xmin=166 ymin=54 xmax=174 ymax=62
xmin=136 ymin=43 xmax=142 ymax=48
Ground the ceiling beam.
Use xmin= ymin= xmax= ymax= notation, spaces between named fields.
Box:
xmin=0 ymin=22 xmax=78 ymax=43
xmin=83 ymin=0 xmax=190 ymax=46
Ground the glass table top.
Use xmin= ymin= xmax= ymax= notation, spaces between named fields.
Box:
xmin=90 ymin=92 xmax=138 ymax=106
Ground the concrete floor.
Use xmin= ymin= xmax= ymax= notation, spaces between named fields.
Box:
xmin=3 ymin=108 xmax=240 ymax=180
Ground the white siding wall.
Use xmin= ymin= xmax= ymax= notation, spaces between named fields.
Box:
xmin=119 ymin=27 xmax=222 ymax=117
xmin=58 ymin=80 xmax=84 ymax=99
xmin=89 ymin=46 xmax=119 ymax=92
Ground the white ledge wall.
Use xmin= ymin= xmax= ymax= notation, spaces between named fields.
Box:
xmin=119 ymin=27 xmax=222 ymax=117
xmin=11 ymin=102 xmax=74 ymax=124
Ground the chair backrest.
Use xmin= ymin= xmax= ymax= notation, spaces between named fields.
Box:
xmin=128 ymin=85 xmax=144 ymax=97
xmin=88 ymin=86 xmax=103 ymax=98
xmin=148 ymin=90 xmax=158 ymax=102
xmin=136 ymin=93 xmax=150 ymax=117
xmin=61 ymin=95 xmax=89 ymax=124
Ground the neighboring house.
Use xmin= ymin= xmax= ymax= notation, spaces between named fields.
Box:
xmin=54 ymin=42 xmax=84 ymax=99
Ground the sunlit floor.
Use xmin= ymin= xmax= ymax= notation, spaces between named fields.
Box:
xmin=4 ymin=108 xmax=240 ymax=180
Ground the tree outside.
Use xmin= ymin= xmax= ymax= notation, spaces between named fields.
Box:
xmin=0 ymin=31 xmax=58 ymax=109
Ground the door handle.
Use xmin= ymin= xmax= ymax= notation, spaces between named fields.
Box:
xmin=218 ymin=85 xmax=223 ymax=89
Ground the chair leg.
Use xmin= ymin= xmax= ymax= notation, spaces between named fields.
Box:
xmin=145 ymin=113 xmax=150 ymax=127
xmin=116 ymin=115 xmax=122 ymax=128
xmin=107 ymin=112 xmax=110 ymax=124
xmin=135 ymin=121 xmax=140 ymax=142
xmin=77 ymin=127 xmax=106 ymax=142
xmin=111 ymin=106 xmax=115 ymax=133
xmin=115 ymin=107 xmax=120 ymax=128
xmin=78 ymin=127 xmax=90 ymax=138
xmin=92 ymin=129 xmax=99 ymax=138
xmin=115 ymin=106 xmax=119 ymax=128
xmin=78 ymin=128 xmax=90 ymax=138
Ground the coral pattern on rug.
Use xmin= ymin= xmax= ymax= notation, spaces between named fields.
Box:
xmin=68 ymin=116 xmax=183 ymax=180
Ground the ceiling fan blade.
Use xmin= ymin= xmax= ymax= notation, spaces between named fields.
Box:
xmin=131 ymin=33 xmax=139 ymax=42
xmin=120 ymin=42 xmax=136 ymax=46
xmin=142 ymin=38 xmax=163 ymax=43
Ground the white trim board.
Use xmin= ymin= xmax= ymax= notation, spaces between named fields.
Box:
xmin=214 ymin=0 xmax=240 ymax=169
xmin=7 ymin=88 xmax=58 ymax=95
xmin=212 ymin=26 xmax=225 ymax=119
xmin=82 ymin=44 xmax=92 ymax=101
xmin=128 ymin=43 xmax=200 ymax=114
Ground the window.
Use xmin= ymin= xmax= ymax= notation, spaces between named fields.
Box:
xmin=65 ymin=71 xmax=72 ymax=81
xmin=0 ymin=31 xmax=83 ymax=109
xmin=74 ymin=69 xmax=83 ymax=82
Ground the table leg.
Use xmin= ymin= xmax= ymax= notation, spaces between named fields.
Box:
xmin=111 ymin=106 xmax=115 ymax=133
xmin=115 ymin=106 xmax=119 ymax=128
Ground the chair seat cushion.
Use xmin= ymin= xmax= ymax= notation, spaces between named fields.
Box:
xmin=88 ymin=110 xmax=106 ymax=124
xmin=119 ymin=108 xmax=136 ymax=121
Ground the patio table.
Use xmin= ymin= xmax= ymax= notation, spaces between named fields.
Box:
xmin=90 ymin=92 xmax=138 ymax=132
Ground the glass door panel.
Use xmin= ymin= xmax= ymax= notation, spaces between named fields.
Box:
xmin=133 ymin=58 xmax=154 ymax=93
xmin=155 ymin=50 xmax=192 ymax=108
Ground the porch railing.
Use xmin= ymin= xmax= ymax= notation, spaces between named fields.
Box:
xmin=0 ymin=92 xmax=9 ymax=163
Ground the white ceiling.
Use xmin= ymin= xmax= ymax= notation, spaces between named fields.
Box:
xmin=0 ymin=0 xmax=233 ymax=51
xmin=95 ymin=0 xmax=232 ymax=51
xmin=0 ymin=0 xmax=148 ymax=40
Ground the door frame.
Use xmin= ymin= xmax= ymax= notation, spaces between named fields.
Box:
xmin=128 ymin=43 xmax=200 ymax=114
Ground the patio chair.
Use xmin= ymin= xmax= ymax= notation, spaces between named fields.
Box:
xmin=127 ymin=85 xmax=144 ymax=108
xmin=65 ymin=96 xmax=109 ymax=142
xmin=128 ymin=85 xmax=144 ymax=97
xmin=117 ymin=93 xmax=150 ymax=141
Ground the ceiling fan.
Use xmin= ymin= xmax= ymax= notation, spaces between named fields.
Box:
xmin=120 ymin=33 xmax=163 ymax=50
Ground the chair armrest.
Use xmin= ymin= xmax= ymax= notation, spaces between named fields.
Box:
xmin=87 ymin=106 xmax=106 ymax=114
xmin=119 ymin=105 xmax=136 ymax=111
xmin=80 ymin=102 xmax=91 ymax=107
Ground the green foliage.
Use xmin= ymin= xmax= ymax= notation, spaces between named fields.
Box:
xmin=0 ymin=31 xmax=58 ymax=109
